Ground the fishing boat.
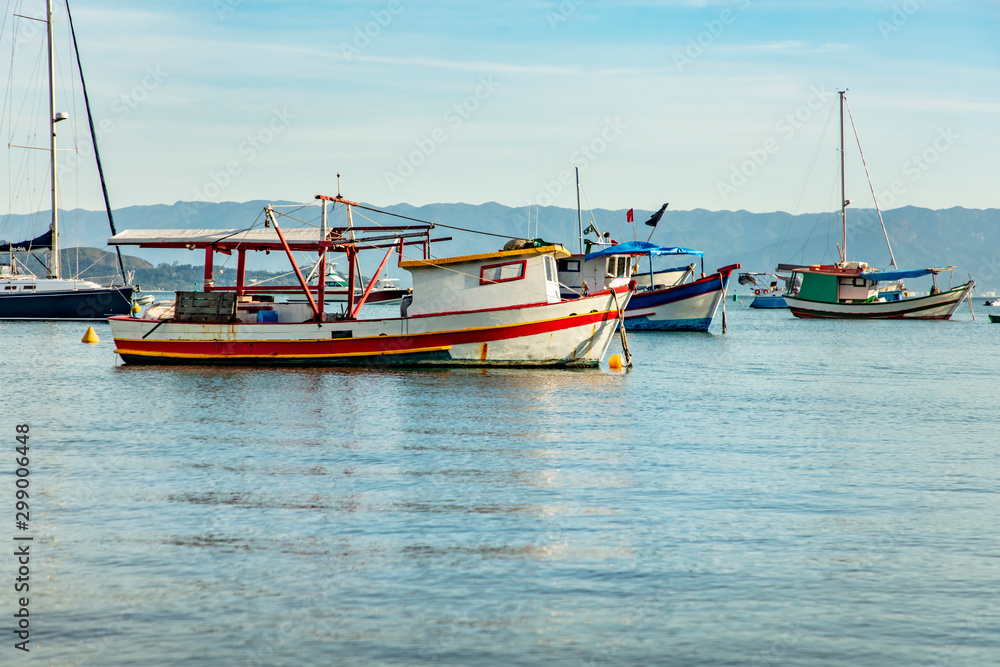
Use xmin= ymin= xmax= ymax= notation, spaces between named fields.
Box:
xmin=0 ymin=0 xmax=136 ymax=320
xmin=984 ymin=298 xmax=1000 ymax=306
xmin=558 ymin=240 xmax=738 ymax=331
xmin=107 ymin=196 xmax=632 ymax=367
xmin=556 ymin=177 xmax=737 ymax=332
xmin=783 ymin=91 xmax=973 ymax=320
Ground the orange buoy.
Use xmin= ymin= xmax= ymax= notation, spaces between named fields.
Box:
xmin=608 ymin=354 xmax=623 ymax=370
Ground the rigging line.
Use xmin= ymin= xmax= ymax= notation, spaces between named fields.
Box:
xmin=65 ymin=0 xmax=127 ymax=284
xmin=845 ymin=97 xmax=897 ymax=268
xmin=342 ymin=200 xmax=522 ymax=240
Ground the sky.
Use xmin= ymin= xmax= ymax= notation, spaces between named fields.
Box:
xmin=3 ymin=0 xmax=1000 ymax=216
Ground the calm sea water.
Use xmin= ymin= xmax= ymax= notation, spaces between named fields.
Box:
xmin=2 ymin=300 xmax=1000 ymax=666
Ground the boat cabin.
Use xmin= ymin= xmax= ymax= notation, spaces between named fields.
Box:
xmin=793 ymin=262 xmax=878 ymax=304
xmin=557 ymin=248 xmax=634 ymax=298
xmin=557 ymin=240 xmax=705 ymax=298
xmin=400 ymin=245 xmax=567 ymax=316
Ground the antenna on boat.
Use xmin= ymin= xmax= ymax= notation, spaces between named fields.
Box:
xmin=838 ymin=89 xmax=848 ymax=265
xmin=336 ymin=172 xmax=341 ymax=197
xmin=575 ymin=166 xmax=583 ymax=255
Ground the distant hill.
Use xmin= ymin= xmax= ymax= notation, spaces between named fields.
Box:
xmin=4 ymin=201 xmax=999 ymax=291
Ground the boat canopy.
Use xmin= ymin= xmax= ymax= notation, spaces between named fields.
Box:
xmin=860 ymin=267 xmax=953 ymax=282
xmin=584 ymin=240 xmax=704 ymax=261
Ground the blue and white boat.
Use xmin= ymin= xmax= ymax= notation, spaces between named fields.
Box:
xmin=738 ymin=265 xmax=805 ymax=309
xmin=557 ymin=240 xmax=739 ymax=332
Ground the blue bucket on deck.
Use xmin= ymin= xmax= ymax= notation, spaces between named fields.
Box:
xmin=256 ymin=310 xmax=278 ymax=323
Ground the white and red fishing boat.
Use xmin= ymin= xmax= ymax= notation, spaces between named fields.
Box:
xmin=107 ymin=195 xmax=632 ymax=367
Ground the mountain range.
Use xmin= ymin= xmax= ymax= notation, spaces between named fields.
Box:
xmin=3 ymin=201 xmax=998 ymax=292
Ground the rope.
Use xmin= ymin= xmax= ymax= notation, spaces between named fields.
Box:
xmin=611 ymin=287 xmax=632 ymax=368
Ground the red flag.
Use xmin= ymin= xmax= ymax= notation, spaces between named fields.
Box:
xmin=626 ymin=208 xmax=634 ymax=223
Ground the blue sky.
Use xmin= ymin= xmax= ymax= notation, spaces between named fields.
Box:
xmin=5 ymin=0 xmax=1000 ymax=214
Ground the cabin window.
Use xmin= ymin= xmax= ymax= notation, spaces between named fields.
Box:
xmin=544 ymin=256 xmax=556 ymax=283
xmin=606 ymin=257 xmax=628 ymax=278
xmin=480 ymin=260 xmax=526 ymax=285
xmin=839 ymin=277 xmax=869 ymax=287
xmin=23 ymin=285 xmax=35 ymax=290
xmin=4 ymin=286 xmax=15 ymax=290
xmin=558 ymin=259 xmax=580 ymax=272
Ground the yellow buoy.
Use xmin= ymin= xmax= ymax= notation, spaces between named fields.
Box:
xmin=608 ymin=354 xmax=623 ymax=370
xmin=81 ymin=326 xmax=100 ymax=344
xmin=131 ymin=302 xmax=141 ymax=315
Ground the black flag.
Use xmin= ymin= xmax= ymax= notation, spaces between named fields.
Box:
xmin=644 ymin=203 xmax=668 ymax=227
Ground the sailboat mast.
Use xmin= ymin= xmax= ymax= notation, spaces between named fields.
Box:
xmin=575 ymin=167 xmax=583 ymax=255
xmin=839 ymin=89 xmax=847 ymax=265
xmin=47 ymin=0 xmax=60 ymax=279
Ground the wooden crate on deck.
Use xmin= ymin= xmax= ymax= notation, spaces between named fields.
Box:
xmin=174 ymin=291 xmax=237 ymax=323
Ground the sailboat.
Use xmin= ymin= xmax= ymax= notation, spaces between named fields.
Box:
xmin=0 ymin=0 xmax=136 ymax=320
xmin=783 ymin=91 xmax=973 ymax=319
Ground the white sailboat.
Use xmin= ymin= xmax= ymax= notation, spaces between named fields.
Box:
xmin=0 ymin=0 xmax=136 ymax=319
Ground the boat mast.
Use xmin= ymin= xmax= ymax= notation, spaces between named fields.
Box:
xmin=575 ymin=166 xmax=583 ymax=255
xmin=47 ymin=0 xmax=61 ymax=279
xmin=839 ymin=89 xmax=848 ymax=265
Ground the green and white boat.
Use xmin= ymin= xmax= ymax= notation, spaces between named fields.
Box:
xmin=783 ymin=91 xmax=974 ymax=320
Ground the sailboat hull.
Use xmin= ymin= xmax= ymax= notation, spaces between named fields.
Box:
xmin=784 ymin=282 xmax=973 ymax=319
xmin=0 ymin=285 xmax=134 ymax=320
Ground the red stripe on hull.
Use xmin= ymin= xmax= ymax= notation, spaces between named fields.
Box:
xmin=114 ymin=309 xmax=615 ymax=361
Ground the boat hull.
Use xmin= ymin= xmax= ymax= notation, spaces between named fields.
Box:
xmin=784 ymin=283 xmax=973 ymax=319
xmin=109 ymin=288 xmax=630 ymax=367
xmin=623 ymin=270 xmax=733 ymax=332
xmin=749 ymin=294 xmax=788 ymax=309
xmin=0 ymin=286 xmax=135 ymax=320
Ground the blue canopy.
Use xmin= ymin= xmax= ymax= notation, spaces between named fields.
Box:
xmin=860 ymin=268 xmax=939 ymax=282
xmin=584 ymin=240 xmax=704 ymax=261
